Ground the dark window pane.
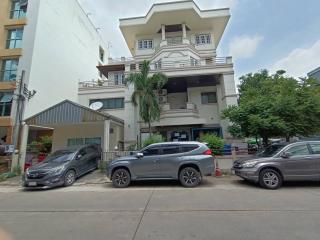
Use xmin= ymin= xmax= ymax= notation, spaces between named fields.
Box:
xmin=201 ymin=92 xmax=217 ymax=104
xmin=310 ymin=144 xmax=320 ymax=154
xmin=162 ymin=145 xmax=180 ymax=155
xmin=181 ymin=145 xmax=199 ymax=153
xmin=287 ymin=145 xmax=310 ymax=156
xmin=142 ymin=147 xmax=159 ymax=156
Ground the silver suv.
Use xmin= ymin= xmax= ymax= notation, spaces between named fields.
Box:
xmin=107 ymin=142 xmax=214 ymax=188
xmin=233 ymin=141 xmax=320 ymax=189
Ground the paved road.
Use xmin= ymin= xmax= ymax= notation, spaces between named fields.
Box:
xmin=0 ymin=177 xmax=320 ymax=240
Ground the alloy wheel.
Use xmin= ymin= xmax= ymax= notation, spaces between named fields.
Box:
xmin=263 ymin=172 xmax=279 ymax=187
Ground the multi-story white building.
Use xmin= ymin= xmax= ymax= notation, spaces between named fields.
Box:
xmin=79 ymin=0 xmax=238 ymax=149
xmin=0 ymin=0 xmax=107 ymax=146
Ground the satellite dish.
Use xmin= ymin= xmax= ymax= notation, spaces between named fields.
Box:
xmin=89 ymin=101 xmax=103 ymax=111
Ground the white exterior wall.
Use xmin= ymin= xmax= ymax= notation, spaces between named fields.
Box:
xmin=187 ymin=86 xmax=220 ymax=124
xmin=21 ymin=0 xmax=107 ymax=118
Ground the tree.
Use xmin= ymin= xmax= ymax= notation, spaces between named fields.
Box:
xmin=222 ymin=70 xmax=320 ymax=145
xmin=126 ymin=60 xmax=168 ymax=137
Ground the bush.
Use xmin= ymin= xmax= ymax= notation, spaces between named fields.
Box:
xmin=200 ymin=134 xmax=225 ymax=155
xmin=142 ymin=133 xmax=164 ymax=147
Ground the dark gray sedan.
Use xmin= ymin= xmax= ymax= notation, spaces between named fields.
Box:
xmin=22 ymin=145 xmax=101 ymax=189
xmin=107 ymin=142 xmax=214 ymax=188
xmin=233 ymin=141 xmax=320 ymax=189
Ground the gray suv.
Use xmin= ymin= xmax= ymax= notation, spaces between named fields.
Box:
xmin=233 ymin=141 xmax=320 ymax=189
xmin=107 ymin=142 xmax=214 ymax=188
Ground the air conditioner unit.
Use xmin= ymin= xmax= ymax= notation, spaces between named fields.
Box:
xmin=158 ymin=96 xmax=167 ymax=104
xmin=158 ymin=89 xmax=167 ymax=96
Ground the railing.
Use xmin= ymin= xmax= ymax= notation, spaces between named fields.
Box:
xmin=78 ymin=80 xmax=125 ymax=88
xmin=108 ymin=57 xmax=134 ymax=64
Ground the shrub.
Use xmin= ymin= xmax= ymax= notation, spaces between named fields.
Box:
xmin=142 ymin=133 xmax=164 ymax=148
xmin=200 ymin=134 xmax=225 ymax=155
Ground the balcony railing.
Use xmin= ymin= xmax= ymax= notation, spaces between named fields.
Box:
xmin=161 ymin=102 xmax=198 ymax=114
xmin=78 ymin=80 xmax=125 ymax=88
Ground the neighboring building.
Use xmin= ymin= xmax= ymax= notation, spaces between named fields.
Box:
xmin=308 ymin=67 xmax=320 ymax=83
xmin=0 ymin=0 xmax=107 ymax=146
xmin=78 ymin=0 xmax=238 ymax=148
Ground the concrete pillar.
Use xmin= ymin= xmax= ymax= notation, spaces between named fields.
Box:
xmin=18 ymin=124 xmax=29 ymax=173
xmin=161 ymin=24 xmax=166 ymax=40
xmin=104 ymin=120 xmax=111 ymax=152
xmin=182 ymin=23 xmax=187 ymax=39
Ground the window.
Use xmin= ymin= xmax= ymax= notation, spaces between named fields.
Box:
xmin=67 ymin=138 xmax=84 ymax=146
xmin=195 ymin=34 xmax=211 ymax=45
xmin=0 ymin=92 xmax=13 ymax=116
xmin=0 ymin=59 xmax=19 ymax=82
xmin=86 ymin=145 xmax=99 ymax=154
xmin=138 ymin=40 xmax=153 ymax=49
xmin=89 ymin=98 xmax=124 ymax=110
xmin=181 ymin=144 xmax=199 ymax=153
xmin=114 ymin=73 xmax=124 ymax=85
xmin=10 ymin=0 xmax=27 ymax=19
xmin=99 ymin=47 xmax=105 ymax=62
xmin=201 ymin=92 xmax=217 ymax=104
xmin=161 ymin=145 xmax=180 ymax=155
xmin=190 ymin=57 xmax=198 ymax=66
xmin=6 ymin=28 xmax=23 ymax=49
xmin=85 ymin=137 xmax=101 ymax=145
xmin=310 ymin=144 xmax=320 ymax=154
xmin=142 ymin=147 xmax=159 ymax=156
xmin=286 ymin=144 xmax=310 ymax=156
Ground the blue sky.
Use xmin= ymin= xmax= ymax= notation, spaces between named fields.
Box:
xmin=79 ymin=0 xmax=320 ymax=83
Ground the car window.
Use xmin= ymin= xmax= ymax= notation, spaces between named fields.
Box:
xmin=142 ymin=147 xmax=159 ymax=156
xmin=181 ymin=144 xmax=199 ymax=153
xmin=310 ymin=144 xmax=320 ymax=154
xmin=161 ymin=145 xmax=180 ymax=155
xmin=78 ymin=148 xmax=87 ymax=157
xmin=86 ymin=146 xmax=97 ymax=154
xmin=286 ymin=144 xmax=310 ymax=156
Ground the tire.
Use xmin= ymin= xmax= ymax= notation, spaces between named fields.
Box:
xmin=112 ymin=168 xmax=131 ymax=188
xmin=64 ymin=170 xmax=76 ymax=187
xmin=259 ymin=168 xmax=283 ymax=189
xmin=179 ymin=167 xmax=201 ymax=188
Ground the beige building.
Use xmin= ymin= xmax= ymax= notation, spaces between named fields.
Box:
xmin=78 ymin=0 xmax=238 ymax=148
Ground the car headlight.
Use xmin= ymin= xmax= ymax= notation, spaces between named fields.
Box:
xmin=241 ymin=160 xmax=258 ymax=168
xmin=50 ymin=166 xmax=65 ymax=174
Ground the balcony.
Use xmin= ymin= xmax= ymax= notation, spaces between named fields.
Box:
xmin=152 ymin=102 xmax=207 ymax=127
xmin=78 ymin=80 xmax=125 ymax=89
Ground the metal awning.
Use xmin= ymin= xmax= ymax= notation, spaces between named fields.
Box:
xmin=25 ymin=100 xmax=124 ymax=126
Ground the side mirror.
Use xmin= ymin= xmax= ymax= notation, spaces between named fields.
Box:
xmin=281 ymin=151 xmax=291 ymax=158
xmin=76 ymin=154 xmax=82 ymax=160
xmin=135 ymin=152 xmax=144 ymax=158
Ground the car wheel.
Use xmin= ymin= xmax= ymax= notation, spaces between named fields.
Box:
xmin=64 ymin=170 xmax=76 ymax=187
xmin=112 ymin=168 xmax=131 ymax=188
xmin=259 ymin=168 xmax=282 ymax=189
xmin=179 ymin=167 xmax=201 ymax=188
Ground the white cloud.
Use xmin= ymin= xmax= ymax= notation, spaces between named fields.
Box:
xmin=228 ymin=35 xmax=264 ymax=60
xmin=270 ymin=40 xmax=320 ymax=78
xmin=78 ymin=0 xmax=238 ymax=57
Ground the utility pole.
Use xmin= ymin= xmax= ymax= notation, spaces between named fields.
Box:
xmin=11 ymin=70 xmax=26 ymax=169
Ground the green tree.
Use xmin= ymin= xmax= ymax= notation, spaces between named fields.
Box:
xmin=142 ymin=133 xmax=164 ymax=147
xmin=223 ymin=70 xmax=320 ymax=145
xmin=200 ymin=134 xmax=225 ymax=155
xmin=126 ymin=60 xmax=168 ymax=137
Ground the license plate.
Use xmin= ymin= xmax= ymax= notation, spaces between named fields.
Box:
xmin=28 ymin=182 xmax=37 ymax=187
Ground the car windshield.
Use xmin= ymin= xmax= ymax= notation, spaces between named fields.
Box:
xmin=44 ymin=150 xmax=75 ymax=163
xmin=256 ymin=145 xmax=285 ymax=157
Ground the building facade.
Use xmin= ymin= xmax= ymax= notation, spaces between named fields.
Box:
xmin=78 ymin=1 xmax=238 ymax=149
xmin=308 ymin=67 xmax=320 ymax=83
xmin=0 ymin=0 xmax=107 ymax=146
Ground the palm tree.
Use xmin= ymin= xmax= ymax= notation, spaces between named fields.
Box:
xmin=126 ymin=60 xmax=168 ymax=137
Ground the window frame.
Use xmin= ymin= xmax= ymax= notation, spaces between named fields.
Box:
xmin=0 ymin=59 xmax=19 ymax=82
xmin=0 ymin=92 xmax=13 ymax=117
xmin=138 ymin=39 xmax=154 ymax=50
xmin=10 ymin=0 xmax=27 ymax=19
xmin=201 ymin=92 xmax=217 ymax=104
xmin=6 ymin=28 xmax=23 ymax=49
xmin=195 ymin=34 xmax=212 ymax=45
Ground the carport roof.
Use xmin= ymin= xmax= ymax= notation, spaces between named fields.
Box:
xmin=25 ymin=100 xmax=124 ymax=126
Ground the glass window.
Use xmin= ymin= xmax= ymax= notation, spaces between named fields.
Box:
xmin=138 ymin=40 xmax=153 ymax=49
xmin=6 ymin=28 xmax=23 ymax=49
xmin=142 ymin=147 xmax=159 ymax=156
xmin=86 ymin=146 xmax=98 ymax=154
xmin=0 ymin=92 xmax=13 ymax=116
xmin=1 ymin=59 xmax=19 ymax=82
xmin=310 ymin=144 xmax=320 ymax=154
xmin=161 ymin=145 xmax=180 ymax=155
xmin=67 ymin=138 xmax=84 ymax=146
xmin=201 ymin=92 xmax=217 ymax=104
xmin=196 ymin=34 xmax=211 ymax=45
xmin=99 ymin=47 xmax=105 ymax=62
xmin=286 ymin=144 xmax=310 ymax=156
xmin=10 ymin=0 xmax=27 ymax=19
xmin=114 ymin=73 xmax=124 ymax=85
xmin=89 ymin=98 xmax=124 ymax=110
xmin=181 ymin=144 xmax=199 ymax=153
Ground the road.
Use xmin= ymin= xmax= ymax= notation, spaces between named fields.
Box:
xmin=0 ymin=177 xmax=320 ymax=240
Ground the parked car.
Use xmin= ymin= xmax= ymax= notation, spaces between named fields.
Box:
xmin=22 ymin=145 xmax=101 ymax=189
xmin=233 ymin=141 xmax=320 ymax=189
xmin=107 ymin=142 xmax=214 ymax=188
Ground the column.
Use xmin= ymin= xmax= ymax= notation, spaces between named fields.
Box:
xmin=18 ymin=124 xmax=29 ymax=173
xmin=182 ymin=23 xmax=187 ymax=39
xmin=104 ymin=119 xmax=111 ymax=152
xmin=161 ymin=24 xmax=166 ymax=40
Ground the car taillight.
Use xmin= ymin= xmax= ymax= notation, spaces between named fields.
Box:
xmin=203 ymin=149 xmax=212 ymax=155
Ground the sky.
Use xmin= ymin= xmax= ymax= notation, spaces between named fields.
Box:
xmin=78 ymin=0 xmax=320 ymax=84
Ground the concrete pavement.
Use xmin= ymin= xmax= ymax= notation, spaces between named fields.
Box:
xmin=0 ymin=177 xmax=320 ymax=240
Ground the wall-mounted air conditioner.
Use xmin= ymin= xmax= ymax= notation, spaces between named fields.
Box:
xmin=158 ymin=89 xmax=167 ymax=96
xmin=158 ymin=96 xmax=167 ymax=104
